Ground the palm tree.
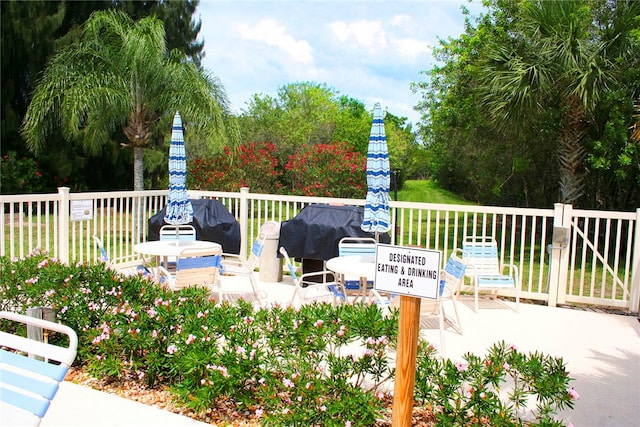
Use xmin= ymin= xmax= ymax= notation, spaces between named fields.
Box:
xmin=479 ymin=0 xmax=625 ymax=205
xmin=21 ymin=9 xmax=236 ymax=191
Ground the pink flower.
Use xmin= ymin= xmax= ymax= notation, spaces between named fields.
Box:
xmin=567 ymin=388 xmax=580 ymax=400
xmin=167 ymin=344 xmax=178 ymax=354
xmin=455 ymin=361 xmax=468 ymax=372
xmin=314 ymin=319 xmax=324 ymax=328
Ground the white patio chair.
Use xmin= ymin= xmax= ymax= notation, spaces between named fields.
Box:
xmin=156 ymin=246 xmax=222 ymax=292
xmin=415 ymin=249 xmax=466 ymax=355
xmin=0 ymin=310 xmax=78 ymax=427
xmin=461 ymin=236 xmax=520 ymax=312
xmin=159 ymin=224 xmax=196 ymax=242
xmin=92 ymin=235 xmax=152 ymax=278
xmin=280 ymin=247 xmax=346 ymax=306
xmin=158 ymin=224 xmax=197 ymax=270
xmin=337 ymin=237 xmax=377 ymax=298
xmin=217 ymin=222 xmax=276 ymax=306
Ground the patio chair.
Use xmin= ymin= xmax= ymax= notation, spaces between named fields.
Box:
xmin=217 ymin=222 xmax=275 ymax=306
xmin=156 ymin=246 xmax=222 ymax=292
xmin=391 ymin=249 xmax=465 ymax=355
xmin=461 ymin=237 xmax=520 ymax=312
xmin=280 ymin=247 xmax=346 ymax=306
xmin=92 ymin=235 xmax=152 ymax=278
xmin=337 ymin=237 xmax=377 ymax=298
xmin=0 ymin=310 xmax=78 ymax=427
xmin=158 ymin=224 xmax=197 ymax=270
xmin=159 ymin=224 xmax=197 ymax=241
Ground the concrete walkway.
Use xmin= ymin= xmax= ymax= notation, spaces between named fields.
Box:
xmin=41 ymin=278 xmax=640 ymax=427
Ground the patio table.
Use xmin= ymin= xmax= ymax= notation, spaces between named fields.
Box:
xmin=326 ymin=254 xmax=376 ymax=301
xmin=133 ymin=240 xmax=222 ymax=273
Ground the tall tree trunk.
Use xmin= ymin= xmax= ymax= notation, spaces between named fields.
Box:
xmin=557 ymin=97 xmax=588 ymax=205
xmin=133 ymin=146 xmax=145 ymax=191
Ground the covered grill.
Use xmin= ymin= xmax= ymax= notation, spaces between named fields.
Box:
xmin=278 ymin=204 xmax=390 ymax=262
xmin=148 ymin=198 xmax=241 ymax=254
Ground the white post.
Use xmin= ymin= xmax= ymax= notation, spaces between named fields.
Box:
xmin=556 ymin=204 xmax=573 ymax=305
xmin=629 ymin=208 xmax=640 ymax=314
xmin=58 ymin=187 xmax=70 ymax=265
xmin=239 ymin=187 xmax=250 ymax=259
xmin=547 ymin=204 xmax=563 ymax=307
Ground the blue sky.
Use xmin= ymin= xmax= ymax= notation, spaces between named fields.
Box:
xmin=196 ymin=0 xmax=486 ymax=125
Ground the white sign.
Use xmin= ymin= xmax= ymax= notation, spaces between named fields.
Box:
xmin=71 ymin=200 xmax=93 ymax=221
xmin=374 ymin=244 xmax=442 ymax=299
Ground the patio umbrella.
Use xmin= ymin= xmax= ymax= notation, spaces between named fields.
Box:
xmin=164 ymin=111 xmax=193 ymax=233
xmin=361 ymin=103 xmax=391 ymax=239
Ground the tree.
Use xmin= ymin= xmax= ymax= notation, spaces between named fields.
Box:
xmin=479 ymin=0 xmax=637 ymax=205
xmin=1 ymin=0 xmax=65 ymax=158
xmin=414 ymin=0 xmax=639 ymax=208
xmin=21 ymin=9 xmax=236 ymax=191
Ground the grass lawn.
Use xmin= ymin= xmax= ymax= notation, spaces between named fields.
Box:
xmin=396 ymin=180 xmax=473 ymax=204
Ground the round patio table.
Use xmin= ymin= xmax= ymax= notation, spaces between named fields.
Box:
xmin=133 ymin=240 xmax=222 ymax=273
xmin=326 ymin=254 xmax=376 ymax=300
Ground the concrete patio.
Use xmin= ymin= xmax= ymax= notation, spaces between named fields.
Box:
xmin=40 ymin=276 xmax=640 ymax=427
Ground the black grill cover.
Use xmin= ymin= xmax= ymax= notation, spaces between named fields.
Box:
xmin=148 ymin=199 xmax=241 ymax=254
xmin=278 ymin=204 xmax=390 ymax=260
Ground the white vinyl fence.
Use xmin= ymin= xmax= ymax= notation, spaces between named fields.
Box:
xmin=2 ymin=187 xmax=638 ymax=313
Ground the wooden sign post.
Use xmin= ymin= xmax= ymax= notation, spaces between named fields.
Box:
xmin=374 ymin=244 xmax=441 ymax=427
xmin=392 ymin=295 xmax=422 ymax=426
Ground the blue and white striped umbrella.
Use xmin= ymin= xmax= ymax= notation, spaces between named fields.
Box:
xmin=164 ymin=111 xmax=193 ymax=225
xmin=361 ymin=103 xmax=390 ymax=236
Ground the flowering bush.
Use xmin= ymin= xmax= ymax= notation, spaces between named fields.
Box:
xmin=0 ymin=151 xmax=46 ymax=194
xmin=284 ymin=141 xmax=366 ymax=198
xmin=188 ymin=142 xmax=282 ymax=194
xmin=0 ymin=252 xmax=578 ymax=426
xmin=414 ymin=341 xmax=579 ymax=426
xmin=188 ymin=141 xmax=366 ymax=198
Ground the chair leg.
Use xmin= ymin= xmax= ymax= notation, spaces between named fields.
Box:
xmin=474 ymin=283 xmax=479 ymax=313
xmin=445 ymin=298 xmax=463 ymax=335
xmin=249 ymin=274 xmax=264 ymax=306
xmin=438 ymin=305 xmax=446 ymax=356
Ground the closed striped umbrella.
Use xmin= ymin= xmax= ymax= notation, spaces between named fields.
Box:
xmin=164 ymin=111 xmax=193 ymax=226
xmin=361 ymin=103 xmax=390 ymax=238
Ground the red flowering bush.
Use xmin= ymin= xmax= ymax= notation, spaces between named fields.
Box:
xmin=188 ymin=142 xmax=281 ymax=193
xmin=0 ymin=151 xmax=46 ymax=194
xmin=284 ymin=141 xmax=366 ymax=198
xmin=188 ymin=140 xmax=366 ymax=198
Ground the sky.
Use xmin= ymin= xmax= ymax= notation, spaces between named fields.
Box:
xmin=196 ymin=0 xmax=487 ymax=126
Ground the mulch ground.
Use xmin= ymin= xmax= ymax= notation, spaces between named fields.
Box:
xmin=65 ymin=367 xmax=437 ymax=426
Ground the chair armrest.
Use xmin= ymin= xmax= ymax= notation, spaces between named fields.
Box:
xmin=300 ymin=270 xmax=337 ymax=284
xmin=500 ymin=263 xmax=519 ymax=282
xmin=221 ymin=253 xmax=245 ymax=266
xmin=155 ymin=266 xmax=173 ymax=286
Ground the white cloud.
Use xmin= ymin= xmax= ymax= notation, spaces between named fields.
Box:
xmin=330 ymin=20 xmax=387 ymax=53
xmin=390 ymin=14 xmax=412 ymax=28
xmin=391 ymin=38 xmax=432 ymax=60
xmin=238 ymin=18 xmax=314 ymax=65
xmin=197 ymin=0 xmax=487 ymax=125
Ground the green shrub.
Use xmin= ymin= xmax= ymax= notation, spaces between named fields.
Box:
xmin=0 ymin=252 xmax=578 ymax=426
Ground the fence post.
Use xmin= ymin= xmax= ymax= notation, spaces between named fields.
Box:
xmin=58 ymin=187 xmax=70 ymax=265
xmin=239 ymin=187 xmax=250 ymax=259
xmin=556 ymin=204 xmax=573 ymax=305
xmin=548 ymin=203 xmax=572 ymax=307
xmin=630 ymin=208 xmax=640 ymax=314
